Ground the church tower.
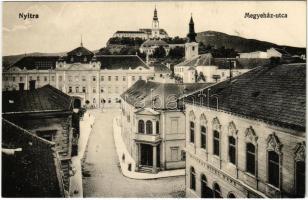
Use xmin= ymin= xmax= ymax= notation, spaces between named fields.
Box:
xmin=185 ymin=15 xmax=199 ymax=60
xmin=151 ymin=6 xmax=160 ymax=39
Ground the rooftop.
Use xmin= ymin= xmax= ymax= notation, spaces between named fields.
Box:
xmin=141 ymin=39 xmax=169 ymax=47
xmin=10 ymin=56 xmax=60 ymax=70
xmin=121 ymin=80 xmax=212 ymax=110
xmin=183 ymin=63 xmax=306 ymax=131
xmin=2 ymin=85 xmax=73 ymax=114
xmin=96 ymin=55 xmax=149 ymax=70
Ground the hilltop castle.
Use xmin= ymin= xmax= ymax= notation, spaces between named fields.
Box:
xmin=112 ymin=7 xmax=169 ymax=40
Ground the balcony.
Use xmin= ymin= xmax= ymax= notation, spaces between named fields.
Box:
xmin=134 ymin=133 xmax=162 ymax=144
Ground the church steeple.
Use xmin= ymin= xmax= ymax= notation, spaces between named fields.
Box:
xmin=185 ymin=14 xmax=199 ymax=60
xmin=153 ymin=6 xmax=158 ymax=20
xmin=187 ymin=15 xmax=197 ymax=42
xmin=151 ymin=6 xmax=160 ymax=38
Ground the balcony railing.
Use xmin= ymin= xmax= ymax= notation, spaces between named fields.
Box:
xmin=134 ymin=133 xmax=162 ymax=143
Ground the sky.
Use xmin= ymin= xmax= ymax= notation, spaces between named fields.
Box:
xmin=3 ymin=1 xmax=306 ymax=56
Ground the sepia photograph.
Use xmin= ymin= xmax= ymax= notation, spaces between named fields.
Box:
xmin=1 ymin=1 xmax=306 ymax=198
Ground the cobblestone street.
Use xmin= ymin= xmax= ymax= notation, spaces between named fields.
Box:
xmin=82 ymin=108 xmax=185 ymax=197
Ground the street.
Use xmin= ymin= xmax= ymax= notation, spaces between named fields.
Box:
xmin=82 ymin=108 xmax=185 ymax=197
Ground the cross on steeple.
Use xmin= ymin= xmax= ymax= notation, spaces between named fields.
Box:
xmin=80 ymin=35 xmax=83 ymax=47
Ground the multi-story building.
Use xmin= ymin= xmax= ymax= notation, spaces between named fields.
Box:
xmin=2 ymin=83 xmax=80 ymax=195
xmin=120 ymin=80 xmax=210 ymax=173
xmin=182 ymin=63 xmax=305 ymax=198
xmin=174 ymin=17 xmax=270 ymax=84
xmin=112 ymin=7 xmax=168 ymax=40
xmin=3 ymin=43 xmax=154 ymax=108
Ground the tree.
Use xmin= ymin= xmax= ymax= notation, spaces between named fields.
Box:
xmin=168 ymin=46 xmax=185 ymax=59
xmin=197 ymin=72 xmax=206 ymax=82
xmin=98 ymin=47 xmax=111 ymax=55
xmin=152 ymin=46 xmax=166 ymax=58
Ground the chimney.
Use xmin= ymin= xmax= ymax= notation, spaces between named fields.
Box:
xmin=19 ymin=83 xmax=25 ymax=92
xmin=29 ymin=80 xmax=36 ymax=91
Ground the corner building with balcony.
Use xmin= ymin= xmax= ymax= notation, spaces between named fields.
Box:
xmin=120 ymin=80 xmax=210 ymax=173
xmin=182 ymin=63 xmax=306 ymax=198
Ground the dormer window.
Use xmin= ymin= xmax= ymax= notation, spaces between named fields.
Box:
xmin=71 ymin=57 xmax=74 ymax=62
xmin=84 ymin=57 xmax=87 ymax=62
xmin=77 ymin=52 xmax=82 ymax=56
xmin=9 ymin=100 xmax=14 ymax=104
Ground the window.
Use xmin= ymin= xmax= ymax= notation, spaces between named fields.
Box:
xmin=115 ymin=76 xmax=118 ymax=81
xmin=296 ymin=161 xmax=305 ymax=197
xmin=213 ymin=183 xmax=222 ymax=198
xmin=101 ymin=88 xmax=104 ymax=93
xmin=115 ymin=87 xmax=119 ymax=94
xmin=68 ymin=87 xmax=72 ymax=93
xmin=29 ymin=76 xmax=32 ymax=81
xmin=108 ymin=86 xmax=111 ymax=94
xmin=37 ymin=76 xmax=40 ymax=81
xmin=51 ymin=76 xmax=55 ymax=81
xmin=229 ymin=136 xmax=236 ymax=165
xmin=123 ymin=76 xmax=126 ymax=81
xmin=156 ymin=121 xmax=159 ymax=134
xmin=82 ymin=87 xmax=86 ymax=93
xmin=246 ymin=143 xmax=256 ymax=175
xmin=108 ymin=76 xmax=111 ymax=81
xmin=192 ymin=46 xmax=195 ymax=51
xmin=36 ymin=130 xmax=56 ymax=141
xmin=146 ymin=120 xmax=153 ymax=134
xmin=68 ymin=76 xmax=72 ymax=82
xmin=19 ymin=77 xmax=23 ymax=82
xmin=101 ymin=76 xmax=104 ymax=81
xmin=171 ymin=147 xmax=179 ymax=161
xmin=138 ymin=120 xmax=144 ymax=133
xmin=268 ymin=151 xmax=280 ymax=187
xmin=201 ymin=175 xmax=212 ymax=198
xmin=201 ymin=126 xmax=206 ymax=149
xmin=132 ymin=76 xmax=135 ymax=81
xmin=92 ymin=76 xmax=96 ymax=81
xmin=59 ymin=76 xmax=62 ymax=81
xmin=190 ymin=121 xmax=195 ymax=143
xmin=190 ymin=167 xmax=196 ymax=191
xmin=12 ymin=76 xmax=16 ymax=82
xmin=181 ymin=150 xmax=186 ymax=161
xmin=93 ymin=98 xmax=96 ymax=103
xmin=93 ymin=87 xmax=96 ymax=93
xmin=76 ymin=86 xmax=79 ymax=93
xmin=82 ymin=76 xmax=86 ymax=81
xmin=75 ymin=76 xmax=79 ymax=81
xmin=213 ymin=130 xmax=220 ymax=156
xmin=228 ymin=193 xmax=236 ymax=198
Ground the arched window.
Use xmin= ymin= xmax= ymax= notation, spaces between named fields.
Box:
xmin=213 ymin=130 xmax=220 ymax=156
xmin=190 ymin=121 xmax=195 ymax=143
xmin=213 ymin=183 xmax=222 ymax=198
xmin=201 ymin=126 xmax=206 ymax=149
xmin=228 ymin=192 xmax=236 ymax=198
xmin=266 ymin=133 xmax=282 ymax=188
xmin=201 ymin=174 xmax=212 ymax=198
xmin=246 ymin=143 xmax=256 ymax=175
xmin=189 ymin=111 xmax=196 ymax=144
xmin=146 ymin=120 xmax=153 ymax=134
xmin=268 ymin=151 xmax=280 ymax=187
xmin=190 ymin=167 xmax=196 ymax=191
xmin=229 ymin=136 xmax=236 ymax=165
xmin=138 ymin=120 xmax=144 ymax=133
xmin=295 ymin=142 xmax=305 ymax=197
xmin=295 ymin=161 xmax=305 ymax=197
xmin=156 ymin=121 xmax=159 ymax=134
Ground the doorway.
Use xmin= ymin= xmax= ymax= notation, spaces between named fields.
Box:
xmin=140 ymin=144 xmax=153 ymax=166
